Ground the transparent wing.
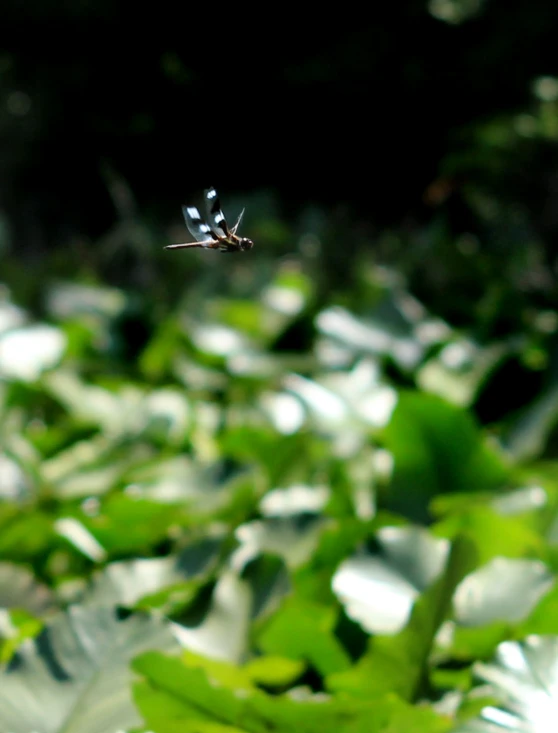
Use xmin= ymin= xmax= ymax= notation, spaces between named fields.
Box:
xmin=182 ymin=206 xmax=215 ymax=243
xmin=231 ymin=208 xmax=245 ymax=235
xmin=204 ymin=187 xmax=229 ymax=238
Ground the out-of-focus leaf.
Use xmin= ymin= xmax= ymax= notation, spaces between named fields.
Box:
xmin=283 ymin=361 xmax=397 ymax=446
xmin=429 ymin=0 xmax=486 ymax=25
xmin=39 ymin=427 xmax=155 ymax=499
xmin=453 ymin=557 xmax=554 ymax=626
xmin=221 ymin=426 xmax=316 ymax=487
xmin=0 ymin=325 xmax=66 ymax=381
xmin=123 ymin=455 xmax=256 ymax=515
xmin=46 ymin=281 xmax=127 ymax=322
xmin=259 ymin=390 xmax=306 ymax=434
xmin=139 ymin=318 xmax=184 ymax=379
xmin=316 ymin=296 xmax=429 ymax=371
xmin=439 ymin=620 xmax=518 ymax=663
xmin=257 ymin=596 xmax=351 ymax=676
xmin=55 ymin=517 xmax=107 ymax=561
xmin=455 ymin=636 xmax=558 ymax=733
xmin=0 ymin=608 xmax=43 ymax=664
xmin=518 ymin=584 xmax=558 ymax=637
xmin=0 ymin=453 xmax=30 ymax=501
xmin=259 ymin=484 xmax=330 ymax=517
xmin=417 ymin=339 xmax=508 ymax=407
xmin=1 ymin=411 xmax=43 ymax=488
xmin=436 ymin=507 xmax=544 ymax=567
xmin=0 ymin=563 xmax=54 ymax=613
xmin=328 ymin=535 xmax=476 ymax=700
xmin=244 ymin=655 xmax=304 ymax=687
xmin=44 ymin=371 xmax=189 ymax=444
xmin=332 ymin=526 xmax=450 ymax=634
xmin=491 ymin=485 xmax=548 ymax=516
xmin=0 ymin=606 xmax=179 ymax=733
xmin=79 ymin=494 xmax=187 ymax=555
xmin=189 ymin=322 xmax=252 ymax=357
xmin=294 ymin=519 xmax=369 ymax=604
xmin=84 ymin=537 xmax=223 ymax=609
xmin=133 ymin=650 xmax=451 ymax=733
xmin=172 ymin=571 xmax=251 ymax=664
xmin=503 ymin=383 xmax=558 ymax=461
xmin=0 ymin=296 xmax=25 ymax=334
xmin=233 ymin=516 xmax=328 ymax=570
xmin=240 ymin=554 xmax=290 ymax=622
xmin=0 ymin=510 xmax=55 ymax=562
xmin=209 ymin=266 xmax=313 ymax=346
xmin=383 ymin=392 xmax=509 ymax=522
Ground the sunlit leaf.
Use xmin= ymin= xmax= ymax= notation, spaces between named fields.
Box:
xmin=316 ymin=301 xmax=425 ymax=371
xmin=332 ymin=526 xmax=450 ymax=634
xmin=0 ymin=325 xmax=66 ymax=381
xmin=0 ymin=453 xmax=30 ymax=501
xmin=84 ymin=537 xmax=223 ymax=609
xmin=0 ymin=606 xmax=179 ymax=733
xmin=46 ymin=281 xmax=127 ymax=322
xmin=329 ymin=535 xmax=476 ymax=700
xmin=172 ymin=570 xmax=251 ymax=664
xmin=455 ymin=636 xmax=558 ymax=733
xmin=453 ymin=557 xmax=554 ymax=626
xmin=234 ymin=515 xmax=328 ymax=570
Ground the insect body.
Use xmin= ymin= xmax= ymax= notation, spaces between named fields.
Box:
xmin=165 ymin=187 xmax=253 ymax=253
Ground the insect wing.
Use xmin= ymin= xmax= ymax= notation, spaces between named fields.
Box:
xmin=204 ymin=187 xmax=230 ymax=238
xmin=231 ymin=208 xmax=245 ymax=235
xmin=183 ymin=205 xmax=215 ymax=243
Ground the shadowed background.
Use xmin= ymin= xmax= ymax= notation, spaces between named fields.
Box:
xmin=2 ymin=0 xmax=558 ymax=253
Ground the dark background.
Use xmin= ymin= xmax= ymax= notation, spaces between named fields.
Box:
xmin=2 ymin=0 xmax=558 ymax=255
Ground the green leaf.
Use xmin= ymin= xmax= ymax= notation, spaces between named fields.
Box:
xmin=0 ymin=608 xmax=43 ymax=664
xmin=244 ymin=656 xmax=304 ymax=687
xmin=517 ymin=583 xmax=558 ymax=636
xmin=0 ymin=510 xmax=55 ymax=562
xmin=435 ymin=507 xmax=544 ymax=566
xmin=133 ymin=651 xmax=451 ymax=733
xmin=257 ymin=596 xmax=351 ymax=676
xmin=383 ymin=392 xmax=510 ymax=522
xmin=80 ymin=494 xmax=186 ymax=555
xmin=328 ymin=535 xmax=476 ymax=700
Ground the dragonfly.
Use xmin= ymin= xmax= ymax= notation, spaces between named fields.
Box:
xmin=165 ymin=187 xmax=254 ymax=253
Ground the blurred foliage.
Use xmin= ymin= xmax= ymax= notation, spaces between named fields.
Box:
xmin=1 ymin=228 xmax=558 ymax=729
xmin=2 ymin=2 xmax=558 ymax=731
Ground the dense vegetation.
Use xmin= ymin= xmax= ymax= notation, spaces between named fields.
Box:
xmin=2 ymin=1 xmax=558 ymax=731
